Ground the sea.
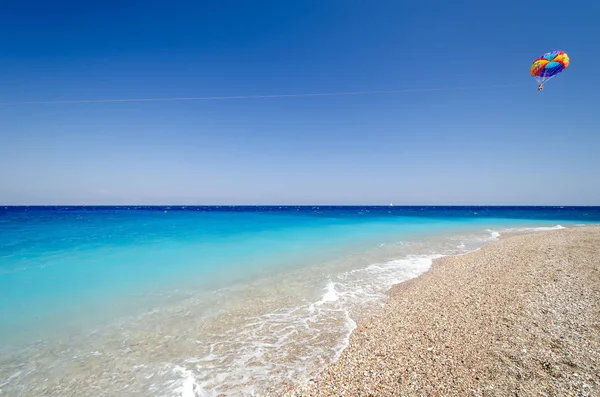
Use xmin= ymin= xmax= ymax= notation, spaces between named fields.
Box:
xmin=1 ymin=206 xmax=599 ymax=396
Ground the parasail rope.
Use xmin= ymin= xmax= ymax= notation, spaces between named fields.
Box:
xmin=0 ymin=83 xmax=528 ymax=106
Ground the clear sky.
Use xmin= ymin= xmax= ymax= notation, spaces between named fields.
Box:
xmin=1 ymin=1 xmax=599 ymax=205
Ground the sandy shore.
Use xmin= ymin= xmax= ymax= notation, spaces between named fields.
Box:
xmin=292 ymin=226 xmax=600 ymax=397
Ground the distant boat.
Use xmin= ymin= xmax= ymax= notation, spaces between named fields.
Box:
xmin=390 ymin=203 xmax=394 ymax=207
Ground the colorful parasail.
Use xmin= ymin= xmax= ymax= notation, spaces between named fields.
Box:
xmin=530 ymin=50 xmax=569 ymax=91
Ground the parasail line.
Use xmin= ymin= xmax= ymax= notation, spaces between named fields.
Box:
xmin=0 ymin=83 xmax=527 ymax=106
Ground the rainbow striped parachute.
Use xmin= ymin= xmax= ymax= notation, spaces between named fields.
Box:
xmin=530 ymin=50 xmax=569 ymax=89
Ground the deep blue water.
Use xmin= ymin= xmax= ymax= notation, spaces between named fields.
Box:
xmin=1 ymin=206 xmax=599 ymax=347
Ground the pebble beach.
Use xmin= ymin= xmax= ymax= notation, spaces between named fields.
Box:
xmin=293 ymin=226 xmax=600 ymax=397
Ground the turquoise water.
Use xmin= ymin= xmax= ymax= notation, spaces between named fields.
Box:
xmin=0 ymin=206 xmax=598 ymax=396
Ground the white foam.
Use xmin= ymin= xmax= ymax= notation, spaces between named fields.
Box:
xmin=171 ymin=365 xmax=202 ymax=397
xmin=315 ymin=282 xmax=339 ymax=306
xmin=159 ymin=253 xmax=445 ymax=396
xmin=501 ymin=224 xmax=565 ymax=233
xmin=479 ymin=225 xmax=566 ymax=243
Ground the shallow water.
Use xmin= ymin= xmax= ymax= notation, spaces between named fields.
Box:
xmin=0 ymin=206 xmax=599 ymax=396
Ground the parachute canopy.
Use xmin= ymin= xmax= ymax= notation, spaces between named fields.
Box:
xmin=530 ymin=50 xmax=570 ymax=86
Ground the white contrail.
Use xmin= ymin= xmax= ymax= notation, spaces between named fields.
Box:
xmin=0 ymin=83 xmax=526 ymax=105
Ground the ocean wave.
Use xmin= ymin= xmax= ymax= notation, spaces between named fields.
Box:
xmin=499 ymin=224 xmax=565 ymax=233
xmin=161 ymin=227 xmax=529 ymax=395
xmin=156 ymin=253 xmax=444 ymax=396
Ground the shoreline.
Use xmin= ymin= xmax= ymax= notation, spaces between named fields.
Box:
xmin=1 ymin=224 xmax=598 ymax=396
xmin=293 ymin=226 xmax=600 ymax=396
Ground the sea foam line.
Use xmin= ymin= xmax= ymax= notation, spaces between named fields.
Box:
xmin=158 ymin=253 xmax=444 ymax=397
xmin=166 ymin=225 xmax=568 ymax=395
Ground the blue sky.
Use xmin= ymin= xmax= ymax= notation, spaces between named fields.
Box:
xmin=1 ymin=1 xmax=599 ymax=205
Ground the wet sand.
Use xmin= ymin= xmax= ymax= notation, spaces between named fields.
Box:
xmin=293 ymin=226 xmax=600 ymax=396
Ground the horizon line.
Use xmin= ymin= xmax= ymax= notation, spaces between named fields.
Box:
xmin=1 ymin=204 xmax=598 ymax=208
